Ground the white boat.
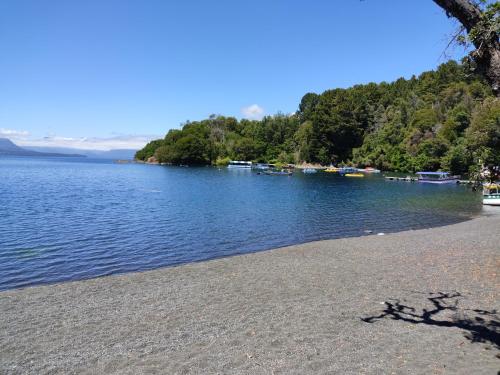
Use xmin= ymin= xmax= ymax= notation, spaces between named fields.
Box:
xmin=227 ymin=160 xmax=252 ymax=169
xmin=253 ymin=163 xmax=275 ymax=170
xmin=357 ymin=167 xmax=381 ymax=173
xmin=264 ymin=169 xmax=293 ymax=176
xmin=416 ymin=171 xmax=459 ymax=184
xmin=483 ymin=183 xmax=500 ymax=206
xmin=303 ymin=168 xmax=317 ymax=174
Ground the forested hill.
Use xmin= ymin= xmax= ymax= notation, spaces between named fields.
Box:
xmin=135 ymin=61 xmax=499 ymax=174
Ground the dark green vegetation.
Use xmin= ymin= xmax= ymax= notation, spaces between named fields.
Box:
xmin=136 ymin=61 xmax=499 ymax=175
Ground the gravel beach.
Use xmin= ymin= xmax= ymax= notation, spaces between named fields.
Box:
xmin=1 ymin=213 xmax=499 ymax=374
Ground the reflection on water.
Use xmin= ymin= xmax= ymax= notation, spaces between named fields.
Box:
xmin=0 ymin=157 xmax=484 ymax=290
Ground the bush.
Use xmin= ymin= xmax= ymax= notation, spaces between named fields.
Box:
xmin=215 ymin=156 xmax=231 ymax=166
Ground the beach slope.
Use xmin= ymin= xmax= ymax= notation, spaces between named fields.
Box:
xmin=1 ymin=214 xmax=499 ymax=374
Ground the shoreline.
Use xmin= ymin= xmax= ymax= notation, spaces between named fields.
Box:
xmin=0 ymin=211 xmax=483 ymax=293
xmin=1 ymin=213 xmax=499 ymax=374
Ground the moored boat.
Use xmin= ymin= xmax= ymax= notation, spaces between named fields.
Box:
xmin=483 ymin=183 xmax=500 ymax=206
xmin=228 ymin=160 xmax=252 ymax=169
xmin=340 ymin=167 xmax=358 ymax=174
xmin=253 ymin=163 xmax=275 ymax=170
xmin=264 ymin=169 xmax=293 ymax=176
xmin=345 ymin=173 xmax=364 ymax=178
xmin=303 ymin=168 xmax=318 ymax=174
xmin=325 ymin=166 xmax=357 ymax=174
xmin=357 ymin=167 xmax=381 ymax=173
xmin=325 ymin=165 xmax=340 ymax=173
xmin=416 ymin=171 xmax=459 ymax=184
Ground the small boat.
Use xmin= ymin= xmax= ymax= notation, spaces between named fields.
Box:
xmin=340 ymin=167 xmax=358 ymax=174
xmin=483 ymin=183 xmax=500 ymax=206
xmin=345 ymin=173 xmax=364 ymax=178
xmin=357 ymin=167 xmax=381 ymax=173
xmin=253 ymin=163 xmax=275 ymax=170
xmin=303 ymin=168 xmax=317 ymax=174
xmin=325 ymin=165 xmax=340 ymax=173
xmin=264 ymin=169 xmax=293 ymax=176
xmin=416 ymin=171 xmax=459 ymax=184
xmin=228 ymin=160 xmax=252 ymax=169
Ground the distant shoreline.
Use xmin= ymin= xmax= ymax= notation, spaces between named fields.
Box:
xmin=0 ymin=153 xmax=86 ymax=158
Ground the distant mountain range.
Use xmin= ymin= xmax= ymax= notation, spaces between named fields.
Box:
xmin=0 ymin=138 xmax=85 ymax=157
xmin=23 ymin=146 xmax=137 ymax=159
xmin=0 ymin=138 xmax=138 ymax=159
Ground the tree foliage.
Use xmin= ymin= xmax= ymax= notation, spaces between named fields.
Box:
xmin=136 ymin=61 xmax=498 ymax=175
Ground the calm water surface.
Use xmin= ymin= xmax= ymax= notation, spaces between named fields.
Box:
xmin=0 ymin=157 xmax=483 ymax=290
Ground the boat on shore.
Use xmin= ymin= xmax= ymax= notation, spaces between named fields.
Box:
xmin=227 ymin=160 xmax=252 ymax=169
xmin=483 ymin=183 xmax=500 ymax=206
xmin=416 ymin=171 xmax=459 ymax=184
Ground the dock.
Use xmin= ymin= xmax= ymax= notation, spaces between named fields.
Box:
xmin=384 ymin=176 xmax=418 ymax=182
xmin=385 ymin=176 xmax=475 ymax=185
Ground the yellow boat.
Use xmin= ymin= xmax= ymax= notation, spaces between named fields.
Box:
xmin=325 ymin=167 xmax=339 ymax=173
xmin=345 ymin=173 xmax=364 ymax=177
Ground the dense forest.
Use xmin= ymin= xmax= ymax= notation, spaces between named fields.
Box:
xmin=135 ymin=61 xmax=499 ymax=175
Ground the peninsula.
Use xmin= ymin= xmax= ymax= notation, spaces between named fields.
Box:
xmin=135 ymin=62 xmax=499 ymax=179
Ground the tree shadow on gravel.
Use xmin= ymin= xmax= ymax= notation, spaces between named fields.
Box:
xmin=361 ymin=292 xmax=499 ymax=350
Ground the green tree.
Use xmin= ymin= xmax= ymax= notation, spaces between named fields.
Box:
xmin=298 ymin=93 xmax=320 ymax=123
xmin=135 ymin=61 xmax=495 ymax=175
xmin=465 ymin=97 xmax=500 ymax=174
xmin=442 ymin=140 xmax=473 ymax=175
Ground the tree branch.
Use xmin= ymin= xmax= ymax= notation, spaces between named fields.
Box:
xmin=433 ymin=0 xmax=483 ymax=32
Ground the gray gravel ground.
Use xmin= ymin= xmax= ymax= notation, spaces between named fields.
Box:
xmin=1 ymin=213 xmax=499 ymax=374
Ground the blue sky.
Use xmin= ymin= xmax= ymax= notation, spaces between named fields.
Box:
xmin=0 ymin=0 xmax=465 ymax=150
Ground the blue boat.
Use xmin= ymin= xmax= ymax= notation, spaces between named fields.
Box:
xmin=336 ymin=167 xmax=357 ymax=174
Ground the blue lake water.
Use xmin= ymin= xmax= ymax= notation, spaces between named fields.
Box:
xmin=0 ymin=156 xmax=483 ymax=290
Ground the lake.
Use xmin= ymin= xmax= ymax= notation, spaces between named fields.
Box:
xmin=0 ymin=157 xmax=483 ymax=290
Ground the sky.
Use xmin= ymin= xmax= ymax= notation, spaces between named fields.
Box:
xmin=0 ymin=0 xmax=466 ymax=150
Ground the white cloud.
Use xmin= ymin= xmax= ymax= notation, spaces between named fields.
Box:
xmin=0 ymin=128 xmax=30 ymax=139
xmin=241 ymin=104 xmax=264 ymax=120
xmin=0 ymin=126 xmax=161 ymax=150
xmin=12 ymin=133 xmax=159 ymax=151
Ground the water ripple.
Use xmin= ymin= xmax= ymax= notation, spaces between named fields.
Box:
xmin=0 ymin=157 xmax=483 ymax=290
